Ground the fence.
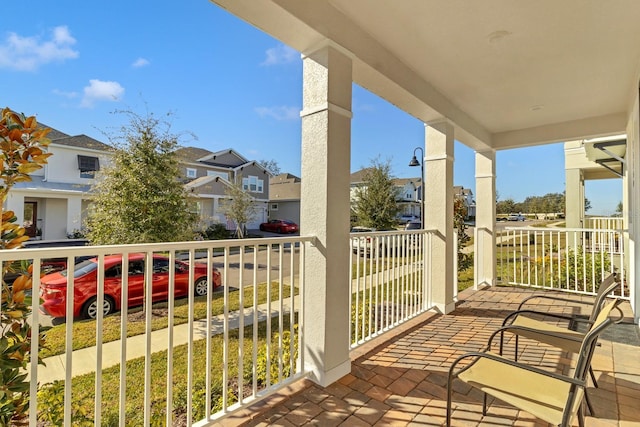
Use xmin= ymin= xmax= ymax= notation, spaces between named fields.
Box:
xmin=497 ymin=227 xmax=628 ymax=298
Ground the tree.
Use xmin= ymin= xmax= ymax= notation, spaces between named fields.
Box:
xmin=584 ymin=197 xmax=591 ymax=212
xmin=86 ymin=110 xmax=198 ymax=244
xmin=454 ymin=197 xmax=472 ymax=271
xmin=616 ymin=201 xmax=623 ymax=215
xmin=219 ymin=175 xmax=257 ymax=238
xmin=259 ymin=159 xmax=280 ymax=175
xmin=496 ymin=198 xmax=517 ymax=214
xmin=0 ymin=108 xmax=51 ymax=425
xmin=353 ymin=159 xmax=399 ymax=230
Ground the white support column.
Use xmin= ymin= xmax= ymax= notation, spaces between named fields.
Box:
xmin=565 ymin=168 xmax=584 ymax=228
xmin=424 ymin=122 xmax=455 ymax=314
xmin=66 ymin=197 xmax=82 ymax=236
xmin=5 ymin=192 xmax=25 ymax=224
xmin=475 ymin=150 xmax=496 ymax=288
xmin=626 ymin=90 xmax=639 ymax=323
xmin=300 ymin=45 xmax=352 ymax=386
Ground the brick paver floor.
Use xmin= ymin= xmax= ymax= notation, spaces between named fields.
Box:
xmin=217 ymin=286 xmax=640 ymax=426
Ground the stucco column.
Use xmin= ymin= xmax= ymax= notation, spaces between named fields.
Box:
xmin=565 ymin=168 xmax=584 ymax=228
xmin=66 ymin=197 xmax=82 ymax=237
xmin=424 ymin=122 xmax=455 ymax=314
xmin=5 ymin=193 xmax=25 ymax=225
xmin=475 ymin=150 xmax=496 ymax=287
xmin=300 ymin=45 xmax=352 ymax=386
xmin=626 ymin=93 xmax=639 ymax=323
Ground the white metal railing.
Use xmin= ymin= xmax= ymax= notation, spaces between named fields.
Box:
xmin=0 ymin=236 xmax=310 ymax=426
xmin=349 ymin=229 xmax=434 ymax=348
xmin=497 ymin=227 xmax=628 ymax=298
xmin=585 ymin=216 xmax=624 ymax=231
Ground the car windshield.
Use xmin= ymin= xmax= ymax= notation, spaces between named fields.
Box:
xmin=60 ymin=259 xmax=98 ymax=278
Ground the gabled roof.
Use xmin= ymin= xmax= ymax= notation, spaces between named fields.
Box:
xmin=271 ymin=173 xmax=301 ymax=184
xmin=234 ymin=160 xmax=271 ymax=177
xmin=270 ymin=173 xmax=301 ymax=201
xmin=51 ymin=134 xmax=112 ymax=152
xmin=38 ymin=122 xmax=69 ymax=140
xmin=184 ymin=175 xmax=217 ymax=189
xmin=198 ymin=149 xmax=249 ymax=168
xmin=350 ymin=168 xmax=373 ymax=184
xmin=175 ymin=147 xmax=214 ymax=163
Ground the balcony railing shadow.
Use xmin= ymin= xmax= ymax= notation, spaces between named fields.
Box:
xmin=234 ymin=285 xmax=640 ymax=427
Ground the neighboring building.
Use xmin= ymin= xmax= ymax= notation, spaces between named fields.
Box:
xmin=6 ymin=125 xmax=111 ymax=240
xmin=393 ymin=177 xmax=422 ymax=219
xmin=350 ymin=169 xmax=475 ymax=222
xmin=268 ymin=173 xmax=301 ymax=225
xmin=178 ymin=148 xmax=271 ymax=230
xmin=453 ymin=186 xmax=476 ymax=220
xmin=4 ymin=124 xmax=270 ymax=239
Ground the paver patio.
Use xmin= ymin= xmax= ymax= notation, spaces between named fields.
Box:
xmin=216 ymin=286 xmax=640 ymax=426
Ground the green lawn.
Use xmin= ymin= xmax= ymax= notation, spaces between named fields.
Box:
xmin=41 ymin=282 xmax=293 ymax=358
xmin=38 ymin=319 xmax=296 ymax=426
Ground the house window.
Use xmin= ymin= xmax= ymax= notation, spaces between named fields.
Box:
xmin=207 ymin=170 xmax=228 ymax=180
xmin=78 ymin=155 xmax=99 ymax=179
xmin=242 ymin=175 xmax=264 ymax=193
xmin=271 ymin=203 xmax=278 ymax=211
xmin=186 ymin=168 xmax=197 ymax=178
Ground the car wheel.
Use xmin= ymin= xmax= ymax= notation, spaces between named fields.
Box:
xmin=260 ymin=225 xmax=265 ymax=231
xmin=81 ymin=295 xmax=115 ymax=320
xmin=194 ymin=277 xmax=208 ymax=296
xmin=277 ymin=227 xmax=282 ymax=233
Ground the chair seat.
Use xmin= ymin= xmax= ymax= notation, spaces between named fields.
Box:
xmin=511 ymin=316 xmax=584 ymax=353
xmin=458 ymin=353 xmax=584 ymax=426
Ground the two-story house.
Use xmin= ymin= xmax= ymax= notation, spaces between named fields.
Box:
xmin=6 ymin=125 xmax=111 ymax=240
xmin=178 ymin=148 xmax=271 ymax=230
xmin=267 ymin=173 xmax=301 ymax=225
xmin=453 ymin=186 xmax=476 ymax=220
xmin=349 ymin=168 xmax=422 ymax=221
xmin=4 ymin=124 xmax=271 ymax=240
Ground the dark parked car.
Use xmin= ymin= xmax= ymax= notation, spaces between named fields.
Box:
xmin=405 ymin=221 xmax=422 ymax=230
xmin=259 ymin=219 xmax=299 ymax=234
xmin=2 ymin=239 xmax=91 ymax=285
xmin=40 ymin=253 xmax=222 ymax=319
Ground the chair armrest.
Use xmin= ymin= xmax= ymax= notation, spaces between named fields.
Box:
xmin=487 ymin=324 xmax=584 ymax=350
xmin=517 ymin=293 xmax=594 ymax=311
xmin=502 ymin=309 xmax=583 ymax=327
xmin=448 ymin=350 xmax=586 ymax=387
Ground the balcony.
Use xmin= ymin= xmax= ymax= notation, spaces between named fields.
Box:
xmin=3 ymin=227 xmax=637 ymax=425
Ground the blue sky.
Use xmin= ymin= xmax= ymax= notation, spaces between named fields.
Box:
xmin=3 ymin=0 xmax=621 ymax=215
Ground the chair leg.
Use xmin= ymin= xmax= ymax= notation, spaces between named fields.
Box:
xmin=578 ymin=400 xmax=585 ymax=427
xmin=589 ymin=366 xmax=599 ymax=388
xmin=446 ymin=377 xmax=454 ymax=427
xmin=482 ymin=393 xmax=488 ymax=416
xmin=584 ymin=391 xmax=595 ymax=417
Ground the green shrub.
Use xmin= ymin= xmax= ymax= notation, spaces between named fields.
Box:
xmin=203 ymin=223 xmax=230 ymax=240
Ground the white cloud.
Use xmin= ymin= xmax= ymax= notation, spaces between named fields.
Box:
xmin=52 ymin=88 xmax=79 ymax=99
xmin=255 ymin=106 xmax=299 ymax=121
xmin=0 ymin=26 xmax=78 ymax=71
xmin=261 ymin=45 xmax=298 ymax=66
xmin=132 ymin=57 xmax=150 ymax=68
xmin=81 ymin=79 xmax=125 ymax=108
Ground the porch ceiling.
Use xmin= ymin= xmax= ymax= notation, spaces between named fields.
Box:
xmin=209 ymin=0 xmax=640 ymax=151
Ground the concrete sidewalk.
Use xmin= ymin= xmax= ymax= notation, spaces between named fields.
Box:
xmin=37 ymin=259 xmax=426 ymax=384
xmin=37 ymin=297 xmax=298 ymax=384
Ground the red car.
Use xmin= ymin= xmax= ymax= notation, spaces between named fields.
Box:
xmin=259 ymin=219 xmax=299 ymax=234
xmin=40 ymin=253 xmax=222 ymax=319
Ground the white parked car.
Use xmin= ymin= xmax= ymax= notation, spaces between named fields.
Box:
xmin=507 ymin=213 xmax=526 ymax=221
